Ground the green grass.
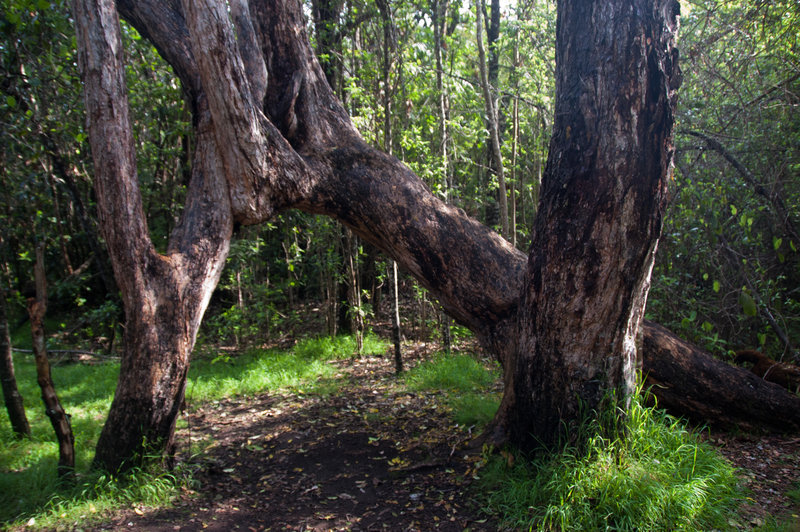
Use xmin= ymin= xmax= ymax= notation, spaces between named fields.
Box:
xmin=0 ymin=336 xmax=758 ymax=531
xmin=403 ymin=352 xmax=498 ymax=393
xmin=449 ymin=392 xmax=500 ymax=427
xmin=0 ymin=350 xmax=125 ymax=526
xmin=475 ymin=390 xmax=744 ymax=531
xmin=186 ymin=332 xmax=388 ymax=403
xmin=403 ymin=352 xmax=501 ymax=428
xmin=1 ymin=333 xmax=384 ymax=529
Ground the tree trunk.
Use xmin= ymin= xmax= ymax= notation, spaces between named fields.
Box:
xmin=1 ymin=290 xmax=30 ymax=438
xmin=344 ymin=227 xmax=363 ymax=354
xmin=28 ymin=244 xmax=75 ymax=478
xmin=431 ymin=0 xmax=450 ymax=200
xmin=391 ymin=260 xmax=403 ymax=374
xmin=310 ymin=0 xmax=345 ymax=96
xmin=476 ymin=0 xmax=508 ymax=238
xmin=492 ymin=0 xmax=682 ymax=451
xmin=74 ymin=0 xmax=232 ymax=472
xmin=642 ymin=321 xmax=800 ymax=432
xmin=72 ymin=0 xmax=799 ymax=471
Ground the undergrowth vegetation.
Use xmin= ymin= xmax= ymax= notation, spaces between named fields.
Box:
xmin=0 ymin=333 xmax=387 ymax=529
xmin=0 ymin=338 xmax=769 ymax=531
xmin=476 ymin=390 xmax=744 ymax=531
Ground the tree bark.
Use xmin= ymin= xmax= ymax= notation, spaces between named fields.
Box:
xmin=1 ymin=289 xmax=30 ymax=438
xmin=28 ymin=244 xmax=75 ymax=478
xmin=74 ymin=0 xmax=233 ymax=472
xmin=72 ymin=0 xmax=800 ymax=471
xmin=476 ymin=0 xmax=508 ymax=238
xmin=491 ymin=0 xmax=682 ymax=450
xmin=642 ymin=321 xmax=800 ymax=432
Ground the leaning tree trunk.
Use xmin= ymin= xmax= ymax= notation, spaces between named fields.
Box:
xmin=28 ymin=244 xmax=75 ymax=478
xmin=642 ymin=321 xmax=800 ymax=432
xmin=493 ymin=0 xmax=682 ymax=450
xmin=1 ymin=289 xmax=30 ymax=438
xmin=72 ymin=0 xmax=800 ymax=470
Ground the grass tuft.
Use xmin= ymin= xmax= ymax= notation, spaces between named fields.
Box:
xmin=3 ymin=463 xmax=193 ymax=530
xmin=476 ymin=389 xmax=743 ymax=531
xmin=402 ymin=352 xmax=500 ymax=428
xmin=403 ymin=352 xmax=498 ymax=393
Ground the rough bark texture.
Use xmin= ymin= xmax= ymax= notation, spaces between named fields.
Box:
xmin=493 ymin=0 xmax=682 ymax=450
xmin=74 ymin=0 xmax=232 ymax=472
xmin=643 ymin=322 xmax=800 ymax=432
xmin=71 ymin=0 xmax=800 ymax=470
xmin=28 ymin=245 xmax=74 ymax=478
xmin=1 ymin=291 xmax=30 ymax=438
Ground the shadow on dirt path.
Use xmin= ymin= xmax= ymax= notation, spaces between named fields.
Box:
xmin=97 ymin=353 xmax=500 ymax=531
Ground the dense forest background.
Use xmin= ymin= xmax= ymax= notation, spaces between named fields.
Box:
xmin=1 ymin=0 xmax=798 ymax=363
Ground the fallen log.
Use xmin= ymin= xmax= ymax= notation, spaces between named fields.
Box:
xmin=642 ymin=321 xmax=800 ymax=432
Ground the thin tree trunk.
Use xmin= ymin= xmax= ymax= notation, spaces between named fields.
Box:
xmin=1 ymin=289 xmax=30 ymax=438
xmin=431 ymin=0 xmax=450 ymax=200
xmin=28 ymin=244 xmax=75 ymax=478
xmin=345 ymin=227 xmax=363 ymax=354
xmin=392 ymin=260 xmax=402 ymax=374
xmin=476 ymin=0 xmax=508 ymax=238
xmin=509 ymin=13 xmax=521 ymax=248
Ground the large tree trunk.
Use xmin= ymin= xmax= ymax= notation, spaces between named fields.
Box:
xmin=74 ymin=0 xmax=232 ymax=472
xmin=490 ymin=0 xmax=681 ymax=450
xmin=72 ymin=0 xmax=800 ymax=470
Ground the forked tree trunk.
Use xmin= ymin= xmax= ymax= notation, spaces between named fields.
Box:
xmin=492 ymin=0 xmax=681 ymax=450
xmin=72 ymin=0 xmax=799 ymax=471
xmin=74 ymin=0 xmax=232 ymax=472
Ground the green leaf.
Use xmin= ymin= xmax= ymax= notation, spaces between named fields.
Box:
xmin=730 ymin=204 xmax=737 ymax=215
xmin=6 ymin=11 xmax=21 ymax=26
xmin=739 ymin=291 xmax=757 ymax=317
xmin=773 ymin=237 xmax=782 ymax=251
xmin=5 ymin=95 xmax=16 ymax=108
xmin=713 ymin=280 xmax=720 ymax=293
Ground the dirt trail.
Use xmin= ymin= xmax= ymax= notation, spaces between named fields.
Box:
xmin=93 ymin=350 xmax=800 ymax=531
xmin=98 ymin=353 xmax=498 ymax=531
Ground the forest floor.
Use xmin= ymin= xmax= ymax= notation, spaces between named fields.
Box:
xmin=89 ymin=343 xmax=800 ymax=532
